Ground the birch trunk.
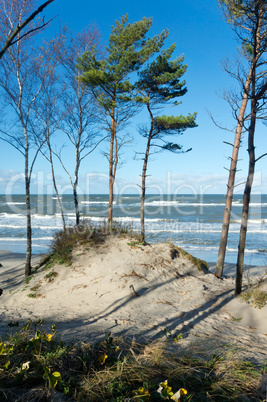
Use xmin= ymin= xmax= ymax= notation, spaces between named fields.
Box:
xmin=74 ymin=149 xmax=80 ymax=226
xmin=24 ymin=130 xmax=32 ymax=277
xmin=48 ymin=140 xmax=66 ymax=231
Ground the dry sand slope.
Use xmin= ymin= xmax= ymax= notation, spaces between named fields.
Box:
xmin=0 ymin=239 xmax=266 ymax=364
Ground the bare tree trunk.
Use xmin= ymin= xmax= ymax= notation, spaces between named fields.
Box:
xmin=25 ymin=142 xmax=32 ymax=277
xmin=19 ymin=101 xmax=32 ymax=276
xmin=73 ymin=143 xmax=80 ymax=225
xmin=48 ymin=142 xmax=66 ymax=232
xmin=140 ymin=105 xmax=154 ymax=243
xmin=108 ymin=107 xmax=116 ymax=229
xmin=236 ymin=91 xmax=257 ymax=294
xmin=215 ymin=69 xmax=253 ymax=278
xmin=73 ymin=179 xmax=80 ymax=226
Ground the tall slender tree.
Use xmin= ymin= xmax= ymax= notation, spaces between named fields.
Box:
xmin=234 ymin=1 xmax=267 ymax=293
xmin=56 ymin=27 xmax=103 ymax=226
xmin=0 ymin=0 xmax=54 ymax=276
xmin=135 ymin=44 xmax=197 ymax=242
xmin=215 ymin=0 xmax=267 ymax=279
xmin=78 ymin=15 xmax=168 ymax=228
xmin=31 ymin=54 xmax=67 ymax=232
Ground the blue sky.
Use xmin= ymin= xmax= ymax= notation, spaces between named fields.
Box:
xmin=1 ymin=0 xmax=267 ymax=195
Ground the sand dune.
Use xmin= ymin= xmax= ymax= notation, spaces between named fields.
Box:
xmin=0 ymin=239 xmax=266 ymax=364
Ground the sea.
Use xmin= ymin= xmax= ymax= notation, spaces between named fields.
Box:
xmin=0 ymin=193 xmax=267 ymax=266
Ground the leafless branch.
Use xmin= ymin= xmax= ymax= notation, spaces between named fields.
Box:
xmin=255 ymin=152 xmax=267 ymax=162
xmin=0 ymin=0 xmax=55 ymax=59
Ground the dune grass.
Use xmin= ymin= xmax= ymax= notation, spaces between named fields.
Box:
xmin=0 ymin=320 xmax=266 ymax=401
xmin=168 ymin=244 xmax=209 ymax=273
xmin=239 ymin=287 xmax=267 ymax=309
xmin=41 ymin=220 xmax=138 ymax=268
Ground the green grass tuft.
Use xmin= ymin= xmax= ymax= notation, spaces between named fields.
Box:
xmin=48 ymin=220 xmax=139 ymax=267
xmin=169 ymin=244 xmax=209 ymax=272
xmin=0 ymin=323 xmax=266 ymax=401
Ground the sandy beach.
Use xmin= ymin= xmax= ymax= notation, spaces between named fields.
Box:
xmin=0 ymin=240 xmax=266 ymax=365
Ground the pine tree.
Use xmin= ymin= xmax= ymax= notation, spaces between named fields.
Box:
xmin=135 ymin=44 xmax=197 ymax=242
xmin=78 ymin=15 xmax=168 ymax=228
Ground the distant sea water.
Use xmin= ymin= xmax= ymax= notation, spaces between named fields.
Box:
xmin=0 ymin=194 xmax=267 ymax=266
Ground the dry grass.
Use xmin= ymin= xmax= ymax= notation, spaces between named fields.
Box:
xmin=239 ymin=287 xmax=267 ymax=309
xmin=239 ymin=273 xmax=267 ymax=309
xmin=1 ymin=321 xmax=266 ymax=401
xmin=121 ymin=270 xmax=149 ymax=281
xmin=45 ymin=220 xmax=137 ymax=267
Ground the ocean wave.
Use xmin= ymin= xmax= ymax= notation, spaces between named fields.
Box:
xmin=145 ymin=201 xmax=180 ymax=206
xmin=231 ymin=202 xmax=267 ymax=207
xmin=34 ymin=237 xmax=54 ymax=241
xmin=175 ymin=244 xmax=266 ymax=254
xmin=0 ymin=213 xmax=25 ymax=219
xmin=226 ymin=247 xmax=267 ymax=254
xmin=86 ymin=216 xmax=165 ymax=223
xmin=144 ymin=201 xmax=227 ymax=207
xmin=81 ymin=201 xmax=109 ymax=205
xmin=55 ymin=213 xmax=76 ymax=217
xmin=141 ymin=201 xmax=267 ymax=207
xmin=231 ymin=219 xmax=266 ymax=224
xmin=146 ymin=228 xmax=267 ymax=234
xmin=0 ymin=224 xmax=25 ymax=229
xmin=0 ymin=236 xmax=53 ymax=241
xmin=0 ymin=237 xmax=26 ymax=241
xmin=6 ymin=202 xmax=25 ymax=205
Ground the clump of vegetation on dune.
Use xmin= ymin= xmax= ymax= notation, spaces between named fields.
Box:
xmin=169 ymin=244 xmax=209 ymax=273
xmin=41 ymin=220 xmax=138 ymax=268
xmin=0 ymin=320 xmax=266 ymax=401
xmin=239 ymin=275 xmax=267 ymax=309
xmin=43 ymin=221 xmax=208 ymax=271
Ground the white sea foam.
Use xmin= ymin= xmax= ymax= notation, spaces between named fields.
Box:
xmin=0 ymin=213 xmax=25 ymax=219
xmin=34 ymin=237 xmax=53 ymax=241
xmin=232 ymin=219 xmax=267 ymax=225
xmin=6 ymin=202 xmax=25 ymax=205
xmin=144 ymin=201 xmax=226 ymax=207
xmin=0 ymin=236 xmax=53 ymax=241
xmin=226 ymin=247 xmax=265 ymax=254
xmin=0 ymin=237 xmax=26 ymax=241
xmin=0 ymin=224 xmax=25 ymax=229
xmin=176 ymin=244 xmax=265 ymax=254
xmin=33 ymin=225 xmax=62 ymax=230
xmin=143 ymin=201 xmax=267 ymax=207
xmin=81 ymin=201 xmax=109 ymax=205
xmin=86 ymin=216 xmax=164 ymax=223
